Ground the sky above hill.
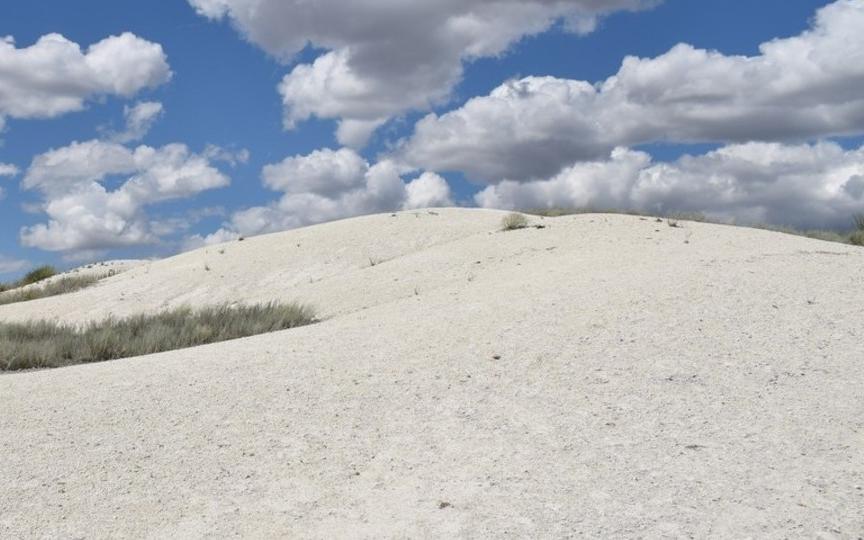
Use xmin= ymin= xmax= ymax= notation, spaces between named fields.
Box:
xmin=2 ymin=0 xmax=863 ymax=276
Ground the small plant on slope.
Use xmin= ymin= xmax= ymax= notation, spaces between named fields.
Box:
xmin=501 ymin=213 xmax=529 ymax=231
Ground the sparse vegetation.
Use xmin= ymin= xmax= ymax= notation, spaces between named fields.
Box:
xmin=666 ymin=211 xmax=708 ymax=223
xmin=21 ymin=265 xmax=58 ymax=286
xmin=0 ymin=302 xmax=316 ymax=371
xmin=751 ymin=224 xmax=853 ymax=245
xmin=0 ymin=274 xmax=104 ymax=307
xmin=501 ymin=212 xmax=529 ymax=231
xmin=526 ymin=207 xmax=709 ymax=223
xmin=0 ymin=265 xmax=57 ymax=293
xmin=846 ymin=214 xmax=864 ymax=245
xmin=522 ymin=207 xmax=864 ymax=247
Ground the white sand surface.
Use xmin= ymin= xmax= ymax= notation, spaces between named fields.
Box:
xmin=60 ymin=259 xmax=147 ymax=280
xmin=1 ymin=208 xmax=863 ymax=538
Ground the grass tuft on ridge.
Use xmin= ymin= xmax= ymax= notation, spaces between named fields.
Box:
xmin=1 ymin=302 xmax=316 ymax=371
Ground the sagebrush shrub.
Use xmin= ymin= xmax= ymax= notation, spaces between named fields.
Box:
xmin=501 ymin=213 xmax=529 ymax=231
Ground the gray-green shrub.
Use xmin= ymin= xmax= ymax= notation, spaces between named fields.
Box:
xmin=21 ymin=265 xmax=57 ymax=286
xmin=0 ymin=302 xmax=316 ymax=371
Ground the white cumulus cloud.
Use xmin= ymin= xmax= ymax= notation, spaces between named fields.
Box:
xmin=262 ymin=147 xmax=368 ymax=197
xmin=404 ymin=172 xmax=454 ymax=210
xmin=203 ymin=145 xmax=250 ymax=167
xmin=0 ymin=163 xmax=18 ymax=176
xmin=476 ymin=141 xmax=864 ymax=230
xmin=194 ymin=147 xmax=453 ymax=244
xmin=402 ymin=0 xmax=864 ymax=181
xmin=188 ymin=0 xmax=657 ymax=147
xmin=0 ymin=162 xmax=17 ymax=199
xmin=21 ymin=140 xmax=230 ymax=252
xmin=110 ymin=101 xmax=164 ymax=143
xmin=0 ymin=33 xmax=171 ymax=127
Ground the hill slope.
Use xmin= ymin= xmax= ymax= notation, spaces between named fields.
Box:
xmin=1 ymin=208 xmax=863 ymax=537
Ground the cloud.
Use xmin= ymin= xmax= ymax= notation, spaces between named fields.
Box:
xmin=404 ymin=172 xmax=454 ymax=210
xmin=402 ymin=0 xmax=864 ymax=181
xmin=203 ymin=145 xmax=250 ymax=167
xmin=110 ymin=101 xmax=164 ymax=143
xmin=188 ymin=0 xmax=657 ymax=147
xmin=149 ymin=206 xmax=226 ymax=236
xmin=20 ymin=140 xmax=230 ymax=252
xmin=476 ymin=141 xmax=864 ymax=230
xmin=0 ymin=256 xmax=29 ymax=276
xmin=193 ymin=147 xmax=452 ymax=244
xmin=0 ymin=33 xmax=171 ymax=127
xmin=0 ymin=162 xmax=17 ymax=199
xmin=261 ymin=147 xmax=368 ymax=197
xmin=0 ymin=163 xmax=18 ymax=176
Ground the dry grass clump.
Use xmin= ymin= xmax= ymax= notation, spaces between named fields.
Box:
xmin=501 ymin=212 xmax=529 ymax=231
xmin=852 ymin=214 xmax=864 ymax=246
xmin=0 ymin=274 xmax=103 ymax=307
xmin=1 ymin=302 xmax=316 ymax=371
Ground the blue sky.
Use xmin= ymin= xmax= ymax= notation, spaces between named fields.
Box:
xmin=2 ymin=0 xmax=863 ymax=277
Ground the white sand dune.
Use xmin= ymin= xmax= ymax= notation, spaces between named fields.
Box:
xmin=1 ymin=208 xmax=863 ymax=538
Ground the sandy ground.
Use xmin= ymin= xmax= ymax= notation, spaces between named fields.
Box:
xmin=58 ymin=259 xmax=147 ymax=280
xmin=1 ymin=208 xmax=863 ymax=538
